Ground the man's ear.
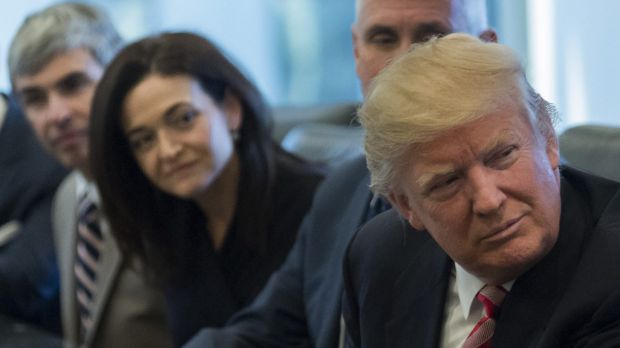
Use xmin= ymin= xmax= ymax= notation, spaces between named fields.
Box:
xmin=223 ymin=90 xmax=242 ymax=132
xmin=546 ymin=134 xmax=560 ymax=170
xmin=352 ymin=25 xmax=362 ymax=75
xmin=388 ymin=190 xmax=425 ymax=231
xmin=479 ymin=29 xmax=498 ymax=43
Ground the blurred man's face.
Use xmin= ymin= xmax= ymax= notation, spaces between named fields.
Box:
xmin=14 ymin=48 xmax=104 ymax=173
xmin=352 ymin=0 xmax=489 ymax=96
xmin=390 ymin=97 xmax=561 ymax=285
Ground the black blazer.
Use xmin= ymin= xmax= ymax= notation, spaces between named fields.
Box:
xmin=0 ymin=94 xmax=67 ymax=333
xmin=184 ymin=155 xmax=378 ymax=348
xmin=343 ymin=166 xmax=620 ymax=348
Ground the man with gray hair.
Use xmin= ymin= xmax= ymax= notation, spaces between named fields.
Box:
xmin=344 ymin=33 xmax=620 ymax=347
xmin=10 ymin=3 xmax=171 ymax=347
xmin=185 ymin=1 xmax=495 ymax=347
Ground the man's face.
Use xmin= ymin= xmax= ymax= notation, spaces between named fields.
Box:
xmin=353 ymin=0 xmax=496 ymax=96
xmin=353 ymin=0 xmax=456 ymax=96
xmin=14 ymin=48 xmax=104 ymax=171
xmin=390 ymin=97 xmax=562 ymax=284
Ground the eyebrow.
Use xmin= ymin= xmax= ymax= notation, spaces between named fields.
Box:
xmin=416 ymin=165 xmax=458 ymax=191
xmin=17 ymin=71 xmax=89 ymax=96
xmin=125 ymin=102 xmax=191 ymax=135
xmin=411 ymin=22 xmax=451 ymax=42
xmin=55 ymin=71 xmax=90 ymax=88
xmin=414 ymin=129 xmax=522 ymax=190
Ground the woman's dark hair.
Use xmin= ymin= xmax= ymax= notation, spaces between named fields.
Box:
xmin=90 ymin=32 xmax=278 ymax=281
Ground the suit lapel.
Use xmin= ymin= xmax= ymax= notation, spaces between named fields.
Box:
xmin=53 ymin=173 xmax=81 ymax=345
xmin=385 ymin=231 xmax=451 ymax=348
xmin=320 ymin=157 xmax=374 ymax=344
xmin=84 ymin=195 xmax=123 ymax=345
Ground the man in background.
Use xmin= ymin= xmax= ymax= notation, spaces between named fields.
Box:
xmin=9 ymin=3 xmax=171 ymax=347
xmin=185 ymin=0 xmax=496 ymax=347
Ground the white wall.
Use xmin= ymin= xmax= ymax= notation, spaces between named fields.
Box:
xmin=528 ymin=0 xmax=620 ymax=131
xmin=0 ymin=1 xmax=56 ymax=89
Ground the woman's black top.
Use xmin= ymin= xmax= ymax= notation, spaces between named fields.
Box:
xmin=164 ymin=152 xmax=325 ymax=346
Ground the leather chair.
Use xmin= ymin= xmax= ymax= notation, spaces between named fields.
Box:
xmin=273 ymin=102 xmax=363 ymax=167
xmin=559 ymin=124 xmax=620 ymax=182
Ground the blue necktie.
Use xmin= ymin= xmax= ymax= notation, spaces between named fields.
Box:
xmin=74 ymin=193 xmax=103 ymax=333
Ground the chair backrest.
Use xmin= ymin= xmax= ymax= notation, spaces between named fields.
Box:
xmin=273 ymin=102 xmax=363 ymax=167
xmin=272 ymin=102 xmax=359 ymax=142
xmin=281 ymin=123 xmax=364 ymax=168
xmin=559 ymin=124 xmax=620 ymax=182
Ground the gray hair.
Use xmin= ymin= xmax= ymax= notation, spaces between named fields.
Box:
xmin=354 ymin=0 xmax=489 ymax=36
xmin=9 ymin=2 xmax=123 ymax=84
xmin=360 ymin=33 xmax=558 ymax=197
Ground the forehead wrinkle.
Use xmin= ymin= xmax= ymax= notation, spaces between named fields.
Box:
xmin=410 ymin=125 xmax=521 ymax=191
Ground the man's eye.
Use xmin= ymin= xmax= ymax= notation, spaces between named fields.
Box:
xmin=369 ymin=33 xmax=398 ymax=46
xmin=58 ymin=75 xmax=89 ymax=95
xmin=488 ymin=145 xmax=519 ymax=169
xmin=430 ymin=176 xmax=459 ymax=192
xmin=22 ymin=93 xmax=47 ymax=108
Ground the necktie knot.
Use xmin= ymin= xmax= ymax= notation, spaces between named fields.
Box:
xmin=462 ymin=285 xmax=508 ymax=348
xmin=476 ymin=285 xmax=507 ymax=319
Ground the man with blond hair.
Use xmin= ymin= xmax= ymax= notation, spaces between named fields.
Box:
xmin=344 ymin=33 xmax=620 ymax=347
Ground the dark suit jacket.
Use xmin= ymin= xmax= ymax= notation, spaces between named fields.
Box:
xmin=185 ymin=155 xmax=377 ymax=348
xmin=343 ymin=166 xmax=620 ymax=348
xmin=0 ymin=93 xmax=67 ymax=333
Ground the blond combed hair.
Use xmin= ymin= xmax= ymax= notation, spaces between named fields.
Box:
xmin=359 ymin=33 xmax=557 ymax=197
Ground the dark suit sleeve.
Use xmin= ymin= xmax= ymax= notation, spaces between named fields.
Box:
xmin=569 ymin=288 xmax=620 ymax=348
xmin=0 ymin=195 xmax=61 ymax=334
xmin=184 ymin=221 xmax=311 ymax=348
xmin=342 ymin=230 xmax=362 ymax=348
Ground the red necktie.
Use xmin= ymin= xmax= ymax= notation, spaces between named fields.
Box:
xmin=462 ymin=285 xmax=507 ymax=348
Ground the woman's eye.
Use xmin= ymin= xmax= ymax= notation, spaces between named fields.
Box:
xmin=129 ymin=132 xmax=155 ymax=153
xmin=169 ymin=109 xmax=199 ymax=128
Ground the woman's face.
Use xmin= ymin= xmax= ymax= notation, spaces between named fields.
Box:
xmin=122 ymin=73 xmax=241 ymax=199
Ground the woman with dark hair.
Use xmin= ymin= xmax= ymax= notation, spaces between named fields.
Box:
xmin=89 ymin=32 xmax=325 ymax=346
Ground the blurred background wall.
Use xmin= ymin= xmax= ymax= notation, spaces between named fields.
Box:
xmin=1 ymin=0 xmax=619 ymax=131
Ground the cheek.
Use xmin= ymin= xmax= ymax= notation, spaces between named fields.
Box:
xmin=135 ymin=154 xmax=158 ymax=183
xmin=206 ymin=116 xmax=234 ymax=161
xmin=419 ymin=199 xmax=470 ymax=243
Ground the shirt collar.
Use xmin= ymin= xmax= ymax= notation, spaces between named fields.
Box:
xmin=455 ymin=263 xmax=515 ymax=320
xmin=75 ymin=171 xmax=100 ymax=205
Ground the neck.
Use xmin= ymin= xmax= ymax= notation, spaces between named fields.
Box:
xmin=194 ymin=153 xmax=240 ymax=250
xmin=78 ymin=163 xmax=93 ymax=182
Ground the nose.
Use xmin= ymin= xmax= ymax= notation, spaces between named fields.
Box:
xmin=46 ymin=93 xmax=72 ymax=127
xmin=392 ymin=40 xmax=411 ymax=60
xmin=156 ymin=131 xmax=182 ymax=159
xmin=469 ymin=167 xmax=506 ymax=216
